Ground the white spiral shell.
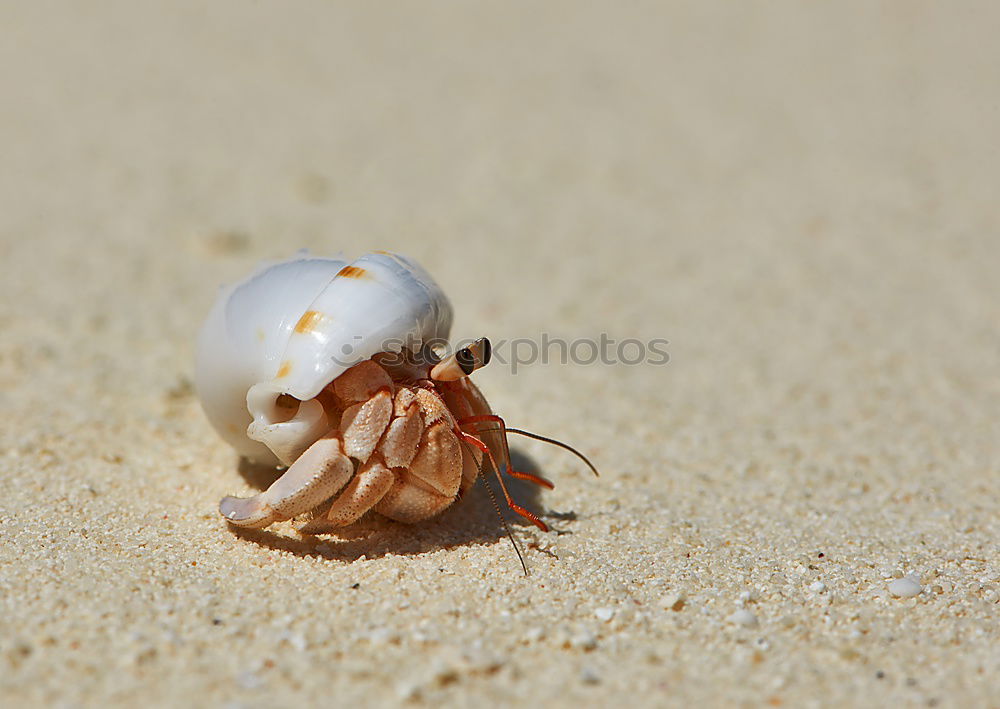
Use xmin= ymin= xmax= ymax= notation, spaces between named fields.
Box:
xmin=195 ymin=252 xmax=453 ymax=466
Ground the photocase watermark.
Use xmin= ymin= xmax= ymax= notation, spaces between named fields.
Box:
xmin=332 ymin=334 xmax=670 ymax=374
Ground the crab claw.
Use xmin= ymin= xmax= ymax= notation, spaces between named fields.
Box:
xmin=220 ymin=436 xmax=353 ymax=528
xmin=220 ymin=494 xmax=277 ymax=529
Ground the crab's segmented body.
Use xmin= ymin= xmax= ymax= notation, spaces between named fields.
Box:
xmin=218 ymin=357 xmax=493 ymax=530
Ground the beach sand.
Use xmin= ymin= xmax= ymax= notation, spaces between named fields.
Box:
xmin=1 ymin=2 xmax=998 ymax=706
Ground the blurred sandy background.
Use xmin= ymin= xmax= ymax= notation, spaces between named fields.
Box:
xmin=1 ymin=2 xmax=998 ymax=706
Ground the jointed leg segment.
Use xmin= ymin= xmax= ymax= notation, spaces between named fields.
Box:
xmin=457 ymin=414 xmax=555 ymax=489
xmin=220 ymin=435 xmax=353 ymax=529
xmin=455 ymin=428 xmax=550 ymax=532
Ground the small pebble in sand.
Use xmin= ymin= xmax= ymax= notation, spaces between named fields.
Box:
xmin=809 ymin=581 xmax=826 ymax=593
xmin=660 ymin=592 xmax=685 ymax=611
xmin=888 ymin=576 xmax=922 ymax=598
xmin=396 ymin=681 xmax=421 ymax=701
xmin=581 ymin=667 xmax=601 ymax=684
xmin=594 ymin=607 xmax=616 ymax=622
xmin=727 ymin=609 xmax=759 ymax=628
xmin=523 ymin=627 xmax=545 ymax=643
xmin=279 ymin=631 xmax=307 ymax=651
xmin=571 ymin=632 xmax=598 ymax=651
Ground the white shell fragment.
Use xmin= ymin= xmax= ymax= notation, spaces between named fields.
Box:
xmin=726 ymin=609 xmax=759 ymax=627
xmin=195 ymin=252 xmax=453 ymax=466
xmin=594 ymin=607 xmax=616 ymax=622
xmin=887 ymin=575 xmax=922 ymax=598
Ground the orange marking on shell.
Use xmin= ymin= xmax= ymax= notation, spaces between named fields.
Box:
xmin=337 ymin=265 xmax=370 ymax=279
xmin=294 ymin=310 xmax=326 ymax=333
xmin=276 ymin=360 xmax=292 ymax=378
xmin=373 ymin=249 xmax=391 ymax=255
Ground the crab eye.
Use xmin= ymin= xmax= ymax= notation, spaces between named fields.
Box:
xmin=429 ymin=337 xmax=492 ymax=381
xmin=456 ymin=347 xmax=476 ymax=375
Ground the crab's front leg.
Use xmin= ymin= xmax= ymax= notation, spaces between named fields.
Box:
xmin=219 ymin=434 xmax=353 ymax=529
xmin=293 ymin=361 xmax=402 ymax=534
xmin=299 ymin=456 xmax=396 ymax=532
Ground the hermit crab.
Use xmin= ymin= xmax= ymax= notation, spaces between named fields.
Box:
xmin=196 ymin=252 xmax=596 ymax=566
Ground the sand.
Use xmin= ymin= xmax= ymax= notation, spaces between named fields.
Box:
xmin=2 ymin=2 xmax=998 ymax=707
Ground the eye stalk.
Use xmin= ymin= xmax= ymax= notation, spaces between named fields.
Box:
xmin=430 ymin=338 xmax=491 ymax=381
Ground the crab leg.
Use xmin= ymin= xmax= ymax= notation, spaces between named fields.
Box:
xmin=376 ymin=419 xmax=461 ymax=521
xmin=455 ymin=429 xmax=549 ymax=532
xmin=220 ymin=435 xmax=353 ymax=528
xmin=457 ymin=414 xmax=554 ymax=489
xmin=313 ymin=457 xmax=395 ymax=528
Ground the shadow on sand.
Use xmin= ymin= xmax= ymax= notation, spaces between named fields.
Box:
xmin=227 ymin=448 xmax=576 ymax=564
